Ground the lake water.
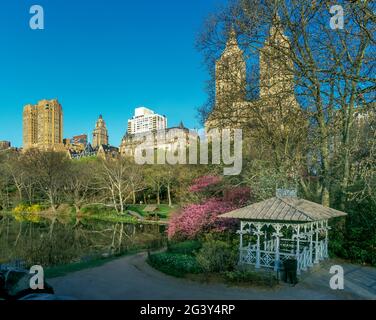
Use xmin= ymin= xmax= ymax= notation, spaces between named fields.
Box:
xmin=0 ymin=213 xmax=166 ymax=268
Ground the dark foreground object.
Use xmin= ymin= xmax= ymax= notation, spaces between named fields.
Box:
xmin=0 ymin=267 xmax=54 ymax=300
xmin=283 ymin=259 xmax=298 ymax=285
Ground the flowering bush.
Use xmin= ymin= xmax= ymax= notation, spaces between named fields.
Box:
xmin=189 ymin=175 xmax=222 ymax=192
xmin=168 ymin=175 xmax=250 ymax=240
xmin=12 ymin=204 xmax=43 ymax=223
xmin=12 ymin=204 xmax=43 ymax=215
xmin=223 ymin=187 xmax=251 ymax=206
xmin=168 ymin=198 xmax=238 ymax=240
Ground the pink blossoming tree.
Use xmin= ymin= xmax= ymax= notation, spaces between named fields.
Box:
xmin=168 ymin=176 xmax=250 ymax=240
xmin=188 ymin=175 xmax=222 ymax=193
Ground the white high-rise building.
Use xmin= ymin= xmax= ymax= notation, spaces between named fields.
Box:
xmin=127 ymin=107 xmax=167 ymax=135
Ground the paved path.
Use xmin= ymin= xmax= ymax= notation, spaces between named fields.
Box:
xmin=49 ymin=253 xmax=376 ymax=300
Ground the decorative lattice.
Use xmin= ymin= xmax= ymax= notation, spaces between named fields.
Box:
xmin=260 ymin=252 xmax=274 ymax=267
xmin=241 ymin=250 xmax=256 ymax=265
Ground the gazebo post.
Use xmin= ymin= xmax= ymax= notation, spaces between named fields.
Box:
xmin=237 ymin=221 xmax=244 ymax=264
xmin=255 ymin=223 xmax=262 ymax=269
xmin=296 ymin=225 xmax=301 ymax=275
xmin=314 ymin=221 xmax=320 ymax=264
xmin=240 ymin=221 xmax=244 ymax=249
xmin=309 ymin=223 xmax=314 ymax=266
xmin=240 ymin=221 xmax=244 ymax=255
xmin=296 ymin=225 xmax=301 ymax=256
xmin=273 ymin=224 xmax=282 ymax=272
xmin=264 ymin=230 xmax=267 ymax=251
xmin=324 ymin=220 xmax=329 ymax=259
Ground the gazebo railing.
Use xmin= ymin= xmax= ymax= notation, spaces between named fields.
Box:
xmin=265 ymin=239 xmax=312 ymax=251
xmin=240 ymin=248 xmax=257 ymax=265
xmin=240 ymin=247 xmax=296 ymax=270
xmin=240 ymin=245 xmax=317 ymax=274
xmin=324 ymin=239 xmax=329 ymax=258
xmin=264 ymin=239 xmax=276 ymax=251
xmin=314 ymin=240 xmax=326 ymax=262
xmin=297 ymin=247 xmax=310 ymax=272
xmin=259 ymin=251 xmax=276 ymax=268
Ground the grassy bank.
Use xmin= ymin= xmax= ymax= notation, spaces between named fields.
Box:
xmin=80 ymin=204 xmax=176 ymax=224
xmin=127 ymin=204 xmax=177 ymax=220
xmin=84 ymin=213 xmax=169 ymax=225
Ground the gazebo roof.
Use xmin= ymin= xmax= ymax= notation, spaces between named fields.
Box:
xmin=219 ymin=197 xmax=347 ymax=223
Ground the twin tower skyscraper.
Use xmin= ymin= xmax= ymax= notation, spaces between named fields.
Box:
xmin=23 ymin=100 xmax=108 ymax=151
xmin=206 ymin=14 xmax=299 ymax=131
xmin=23 ymin=99 xmax=64 ymax=150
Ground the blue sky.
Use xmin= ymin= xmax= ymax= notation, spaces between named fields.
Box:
xmin=0 ymin=0 xmax=227 ymax=147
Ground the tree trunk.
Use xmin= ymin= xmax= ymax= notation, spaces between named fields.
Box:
xmin=339 ymin=146 xmax=350 ymax=211
xmin=49 ymin=218 xmax=56 ymax=239
xmin=16 ymin=185 xmax=23 ymax=202
xmin=14 ymin=222 xmax=23 ymax=246
xmin=321 ymin=186 xmax=330 ymax=208
xmin=318 ymin=115 xmax=331 ymax=207
xmin=111 ymin=223 xmax=118 ymax=251
xmin=119 ymin=190 xmax=124 ymax=215
xmin=74 ymin=203 xmax=81 ymax=215
xmin=167 ymin=183 xmax=172 ymax=207
xmin=48 ymin=193 xmax=57 ymax=213
xmin=110 ymin=187 xmax=119 ymax=214
xmin=118 ymin=223 xmax=124 ymax=253
xmin=339 ymin=98 xmax=356 ymax=210
xmin=157 ymin=183 xmax=160 ymax=205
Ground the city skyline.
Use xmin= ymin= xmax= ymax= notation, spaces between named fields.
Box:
xmin=20 ymin=100 xmax=194 ymax=149
xmin=0 ymin=0 xmax=227 ymax=147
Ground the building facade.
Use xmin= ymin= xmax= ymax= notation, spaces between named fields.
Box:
xmin=120 ymin=121 xmax=197 ymax=157
xmin=68 ymin=142 xmax=119 ymax=160
xmin=0 ymin=141 xmax=11 ymax=150
xmin=127 ymin=107 xmax=167 ymax=135
xmin=215 ymin=27 xmax=247 ymax=109
xmin=63 ymin=135 xmax=88 ymax=152
xmin=259 ymin=17 xmax=295 ymax=99
xmin=68 ymin=116 xmax=119 ymax=160
xmin=71 ymin=134 xmax=88 ymax=146
xmin=23 ymin=99 xmax=64 ymax=150
xmin=92 ymin=115 xmax=109 ymax=148
xmin=206 ymin=15 xmax=300 ymax=131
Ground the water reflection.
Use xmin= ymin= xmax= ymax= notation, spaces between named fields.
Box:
xmin=0 ymin=213 xmax=166 ymax=268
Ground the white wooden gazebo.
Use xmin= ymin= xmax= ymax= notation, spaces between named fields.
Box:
xmin=219 ymin=190 xmax=347 ymax=275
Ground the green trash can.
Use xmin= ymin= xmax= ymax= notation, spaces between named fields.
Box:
xmin=283 ymin=259 xmax=298 ymax=285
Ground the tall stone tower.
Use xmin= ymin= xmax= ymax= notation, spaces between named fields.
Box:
xmin=92 ymin=115 xmax=109 ymax=148
xmin=23 ymin=99 xmax=63 ymax=150
xmin=259 ymin=14 xmax=295 ymax=101
xmin=206 ymin=17 xmax=299 ymax=132
xmin=215 ymin=27 xmax=247 ymax=108
xmin=23 ymin=104 xmax=38 ymax=149
xmin=205 ymin=27 xmax=247 ymax=130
